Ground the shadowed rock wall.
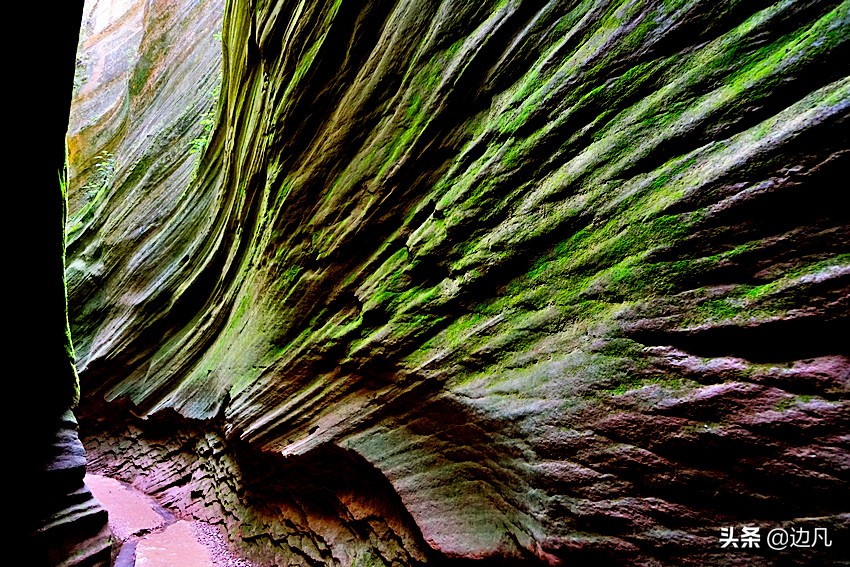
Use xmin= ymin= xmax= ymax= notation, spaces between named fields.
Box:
xmin=15 ymin=1 xmax=113 ymax=564
xmin=85 ymin=413 xmax=434 ymax=566
xmin=70 ymin=0 xmax=849 ymax=565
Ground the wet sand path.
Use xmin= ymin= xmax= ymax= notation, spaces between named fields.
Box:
xmin=85 ymin=473 xmax=253 ymax=566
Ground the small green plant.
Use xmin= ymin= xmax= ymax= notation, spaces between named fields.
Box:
xmin=66 ymin=151 xmax=117 ymax=240
xmin=82 ymin=152 xmax=116 ymax=199
xmin=188 ymin=83 xmax=221 ymax=156
xmin=189 ymin=115 xmax=216 ymax=154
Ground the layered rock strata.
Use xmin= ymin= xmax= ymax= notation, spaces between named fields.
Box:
xmin=68 ymin=0 xmax=849 ymax=565
xmin=85 ymin=413 xmax=433 ymax=566
xmin=16 ymin=1 xmax=113 ymax=563
xmin=28 ymin=413 xmax=114 ymax=567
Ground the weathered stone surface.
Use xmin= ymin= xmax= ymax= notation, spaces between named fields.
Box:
xmin=85 ymin=416 xmax=433 ymax=565
xmin=15 ymin=1 xmax=113 ymax=563
xmin=27 ymin=413 xmax=114 ymax=567
xmin=69 ymin=0 xmax=849 ymax=565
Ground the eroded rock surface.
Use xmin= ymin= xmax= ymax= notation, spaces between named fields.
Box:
xmin=17 ymin=1 xmax=113 ymax=563
xmin=69 ymin=0 xmax=849 ymax=565
xmin=86 ymin=416 xmax=432 ymax=565
xmin=28 ymin=413 xmax=114 ymax=567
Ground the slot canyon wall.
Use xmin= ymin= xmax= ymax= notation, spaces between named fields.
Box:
xmin=17 ymin=1 xmax=114 ymax=565
xmin=67 ymin=0 xmax=848 ymax=565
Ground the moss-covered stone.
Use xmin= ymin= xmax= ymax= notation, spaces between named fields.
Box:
xmin=67 ymin=0 xmax=849 ymax=564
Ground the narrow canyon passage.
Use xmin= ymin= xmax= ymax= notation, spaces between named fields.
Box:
xmin=36 ymin=0 xmax=849 ymax=565
xmin=85 ymin=473 xmax=254 ymax=567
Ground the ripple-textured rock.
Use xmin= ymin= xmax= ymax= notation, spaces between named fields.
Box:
xmin=69 ymin=0 xmax=849 ymax=564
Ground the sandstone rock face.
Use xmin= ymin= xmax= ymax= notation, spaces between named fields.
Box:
xmin=16 ymin=1 xmax=112 ymax=563
xmin=28 ymin=413 xmax=114 ymax=567
xmin=86 ymin=416 xmax=433 ymax=565
xmin=69 ymin=0 xmax=849 ymax=565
